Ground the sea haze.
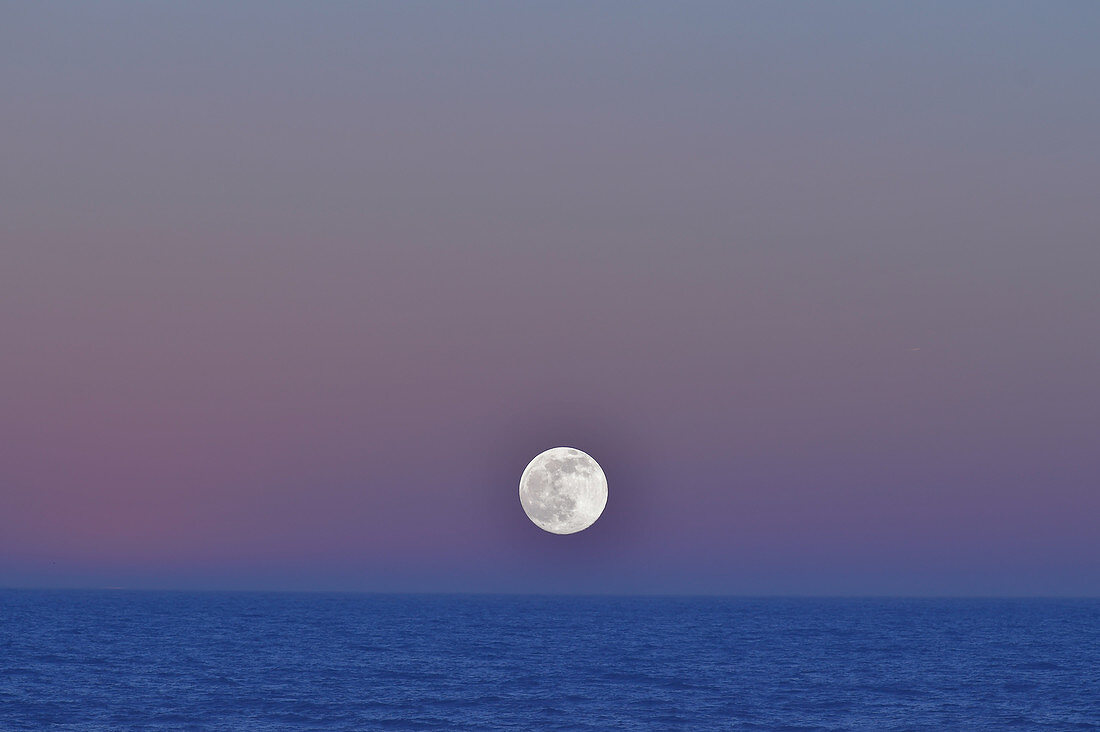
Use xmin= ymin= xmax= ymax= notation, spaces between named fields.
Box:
xmin=1 ymin=590 xmax=1097 ymax=730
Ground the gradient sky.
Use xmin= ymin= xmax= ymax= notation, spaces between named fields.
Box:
xmin=3 ymin=2 xmax=1099 ymax=594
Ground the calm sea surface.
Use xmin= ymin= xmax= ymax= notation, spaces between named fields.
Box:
xmin=1 ymin=591 xmax=1098 ymax=730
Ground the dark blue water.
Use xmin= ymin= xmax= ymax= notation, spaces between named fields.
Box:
xmin=2 ymin=592 xmax=1098 ymax=730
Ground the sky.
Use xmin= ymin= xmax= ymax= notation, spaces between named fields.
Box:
xmin=2 ymin=2 xmax=1099 ymax=595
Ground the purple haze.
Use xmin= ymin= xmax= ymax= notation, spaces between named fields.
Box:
xmin=2 ymin=3 xmax=1099 ymax=594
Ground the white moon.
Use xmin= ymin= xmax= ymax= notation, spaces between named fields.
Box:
xmin=519 ymin=447 xmax=607 ymax=534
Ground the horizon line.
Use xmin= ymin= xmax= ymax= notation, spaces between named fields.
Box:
xmin=3 ymin=586 xmax=1098 ymax=600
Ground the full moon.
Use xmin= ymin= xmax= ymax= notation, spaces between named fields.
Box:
xmin=519 ymin=447 xmax=607 ymax=534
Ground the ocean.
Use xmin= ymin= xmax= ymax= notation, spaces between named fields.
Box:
xmin=1 ymin=591 xmax=1097 ymax=730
